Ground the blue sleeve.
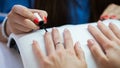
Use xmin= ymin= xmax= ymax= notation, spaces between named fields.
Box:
xmin=0 ymin=0 xmax=33 ymax=23
xmin=67 ymin=0 xmax=90 ymax=24
xmin=0 ymin=16 xmax=5 ymax=24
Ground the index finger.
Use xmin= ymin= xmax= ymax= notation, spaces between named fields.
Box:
xmin=11 ymin=5 xmax=36 ymax=21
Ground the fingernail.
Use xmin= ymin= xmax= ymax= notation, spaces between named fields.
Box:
xmin=103 ymin=15 xmax=109 ymax=19
xmin=64 ymin=28 xmax=69 ymax=32
xmin=100 ymin=15 xmax=109 ymax=20
xmin=110 ymin=15 xmax=117 ymax=19
xmin=52 ymin=27 xmax=57 ymax=30
xmin=34 ymin=18 xmax=39 ymax=24
xmin=88 ymin=39 xmax=95 ymax=46
xmin=43 ymin=17 xmax=47 ymax=24
xmin=98 ymin=20 xmax=102 ymax=23
xmin=109 ymin=22 xmax=114 ymax=27
xmin=33 ymin=40 xmax=37 ymax=44
xmin=76 ymin=41 xmax=81 ymax=48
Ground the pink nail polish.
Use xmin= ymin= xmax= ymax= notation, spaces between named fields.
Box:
xmin=110 ymin=15 xmax=117 ymax=19
xmin=100 ymin=15 xmax=109 ymax=20
xmin=43 ymin=17 xmax=47 ymax=24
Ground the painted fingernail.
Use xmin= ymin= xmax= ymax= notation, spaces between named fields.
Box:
xmin=103 ymin=15 xmax=109 ymax=19
xmin=110 ymin=15 xmax=117 ymax=19
xmin=100 ymin=15 xmax=109 ymax=20
xmin=43 ymin=17 xmax=47 ymax=24
xmin=34 ymin=18 xmax=39 ymax=24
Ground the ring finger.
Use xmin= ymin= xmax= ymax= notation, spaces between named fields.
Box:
xmin=52 ymin=27 xmax=64 ymax=50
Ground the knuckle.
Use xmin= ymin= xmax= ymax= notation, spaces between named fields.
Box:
xmin=24 ymin=19 xmax=31 ymax=25
xmin=57 ymin=50 xmax=64 ymax=56
xmin=104 ymin=41 xmax=113 ymax=49
xmin=49 ymin=54 xmax=57 ymax=61
xmin=66 ymin=49 xmax=75 ymax=55
xmin=42 ymin=59 xmax=52 ymax=66
xmin=98 ymin=56 xmax=108 ymax=63
xmin=24 ymin=28 xmax=32 ymax=32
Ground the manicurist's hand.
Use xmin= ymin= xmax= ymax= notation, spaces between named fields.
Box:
xmin=6 ymin=5 xmax=47 ymax=35
xmin=100 ymin=4 xmax=120 ymax=20
xmin=32 ymin=28 xmax=87 ymax=68
xmin=87 ymin=21 xmax=120 ymax=68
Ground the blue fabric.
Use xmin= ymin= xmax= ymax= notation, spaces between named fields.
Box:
xmin=0 ymin=0 xmax=33 ymax=23
xmin=68 ymin=0 xmax=90 ymax=24
xmin=0 ymin=16 xmax=5 ymax=23
xmin=0 ymin=0 xmax=90 ymax=24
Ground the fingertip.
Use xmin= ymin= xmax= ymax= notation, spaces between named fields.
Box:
xmin=64 ymin=28 xmax=69 ymax=32
xmin=75 ymin=41 xmax=81 ymax=48
xmin=32 ymin=40 xmax=37 ymax=46
xmin=74 ymin=41 xmax=82 ymax=52
xmin=43 ymin=16 xmax=47 ymax=24
xmin=52 ymin=27 xmax=58 ymax=34
xmin=87 ymin=39 xmax=95 ymax=48
xmin=97 ymin=20 xmax=102 ymax=26
xmin=87 ymin=24 xmax=93 ymax=29
xmin=97 ymin=20 xmax=102 ymax=23
xmin=87 ymin=25 xmax=94 ymax=32
xmin=44 ymin=32 xmax=50 ymax=39
xmin=52 ymin=27 xmax=57 ymax=31
xmin=74 ymin=41 xmax=85 ymax=60
xmin=87 ymin=24 xmax=90 ymax=29
xmin=32 ymin=40 xmax=36 ymax=45
xmin=32 ymin=40 xmax=40 ymax=48
xmin=64 ymin=28 xmax=70 ymax=36
xmin=109 ymin=22 xmax=114 ymax=27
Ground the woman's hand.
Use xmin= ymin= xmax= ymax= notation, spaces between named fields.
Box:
xmin=32 ymin=28 xmax=87 ymax=68
xmin=6 ymin=5 xmax=47 ymax=35
xmin=87 ymin=21 xmax=120 ymax=68
xmin=100 ymin=4 xmax=120 ymax=20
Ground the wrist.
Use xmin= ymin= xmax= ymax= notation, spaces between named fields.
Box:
xmin=1 ymin=17 xmax=9 ymax=39
xmin=0 ymin=26 xmax=7 ymax=42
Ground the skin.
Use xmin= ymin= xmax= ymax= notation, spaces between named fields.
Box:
xmin=32 ymin=28 xmax=87 ymax=68
xmin=101 ymin=4 xmax=120 ymax=20
xmin=0 ymin=4 xmax=119 ymax=43
xmin=87 ymin=21 xmax=120 ymax=68
xmin=0 ymin=5 xmax=47 ymax=42
xmin=0 ymin=4 xmax=120 ymax=68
